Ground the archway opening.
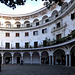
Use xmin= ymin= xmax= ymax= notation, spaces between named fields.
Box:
xmin=41 ymin=51 xmax=49 ymax=64
xmin=14 ymin=52 xmax=21 ymax=64
xmin=4 ymin=52 xmax=12 ymax=64
xmin=23 ymin=52 xmax=31 ymax=64
xmin=53 ymin=50 xmax=65 ymax=65
xmin=32 ymin=52 xmax=40 ymax=64
xmin=71 ymin=46 xmax=75 ymax=66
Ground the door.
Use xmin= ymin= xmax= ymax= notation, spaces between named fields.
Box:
xmin=17 ymin=57 xmax=20 ymax=64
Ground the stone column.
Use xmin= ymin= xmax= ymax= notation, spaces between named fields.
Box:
xmin=20 ymin=52 xmax=24 ymax=60
xmin=40 ymin=55 xmax=41 ymax=65
xmin=11 ymin=53 xmax=14 ymax=64
xmin=49 ymin=56 xmax=51 ymax=65
xmin=31 ymin=55 xmax=32 ymax=64
xmin=52 ymin=55 xmax=54 ymax=65
xmin=2 ymin=55 xmax=3 ymax=64
xmin=1 ymin=53 xmax=4 ymax=64
xmin=30 ymin=52 xmax=32 ymax=64
xmin=12 ymin=55 xmax=14 ymax=64
xmin=69 ymin=54 xmax=71 ymax=67
xmin=66 ymin=55 xmax=68 ymax=66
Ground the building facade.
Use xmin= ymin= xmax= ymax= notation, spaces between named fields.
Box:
xmin=0 ymin=0 xmax=75 ymax=67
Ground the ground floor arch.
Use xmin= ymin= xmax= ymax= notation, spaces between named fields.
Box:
xmin=13 ymin=52 xmax=21 ymax=64
xmin=53 ymin=49 xmax=66 ymax=65
xmin=32 ymin=52 xmax=40 ymax=64
xmin=23 ymin=52 xmax=31 ymax=64
xmin=41 ymin=51 xmax=49 ymax=64
xmin=3 ymin=52 xmax=12 ymax=64
xmin=71 ymin=46 xmax=75 ymax=66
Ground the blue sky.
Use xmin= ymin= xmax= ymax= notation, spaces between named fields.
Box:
xmin=0 ymin=0 xmax=70 ymax=14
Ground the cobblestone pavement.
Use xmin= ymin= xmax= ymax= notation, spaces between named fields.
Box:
xmin=0 ymin=64 xmax=75 ymax=75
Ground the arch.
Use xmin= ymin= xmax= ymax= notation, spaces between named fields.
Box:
xmin=51 ymin=10 xmax=58 ymax=17
xmin=13 ymin=52 xmax=21 ymax=64
xmin=15 ymin=21 xmax=21 ymax=28
xmin=42 ymin=15 xmax=49 ymax=23
xmin=32 ymin=52 xmax=40 ymax=64
xmin=70 ymin=46 xmax=75 ymax=66
xmin=23 ymin=52 xmax=31 ymax=64
xmin=5 ymin=21 xmax=11 ymax=24
xmin=53 ymin=49 xmax=65 ymax=65
xmin=5 ymin=21 xmax=11 ymax=28
xmin=33 ymin=19 xmax=39 ymax=26
xmin=3 ymin=52 xmax=12 ymax=64
xmin=42 ymin=15 xmax=48 ymax=20
xmin=15 ymin=21 xmax=21 ymax=24
xmin=70 ymin=45 xmax=75 ymax=52
xmin=41 ymin=51 xmax=49 ymax=64
xmin=24 ymin=21 xmax=30 ymax=27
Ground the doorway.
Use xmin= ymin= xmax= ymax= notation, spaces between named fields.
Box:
xmin=17 ymin=57 xmax=20 ymax=64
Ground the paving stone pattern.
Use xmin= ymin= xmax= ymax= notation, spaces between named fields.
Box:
xmin=0 ymin=64 xmax=75 ymax=75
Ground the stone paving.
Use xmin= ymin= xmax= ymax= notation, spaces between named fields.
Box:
xmin=0 ymin=64 xmax=75 ymax=75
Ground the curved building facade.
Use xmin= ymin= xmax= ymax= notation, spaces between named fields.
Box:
xmin=0 ymin=0 xmax=75 ymax=67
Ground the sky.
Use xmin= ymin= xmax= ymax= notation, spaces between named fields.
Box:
xmin=0 ymin=0 xmax=45 ymax=14
xmin=0 ymin=0 xmax=70 ymax=14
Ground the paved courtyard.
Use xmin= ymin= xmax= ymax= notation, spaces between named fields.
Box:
xmin=0 ymin=64 xmax=75 ymax=75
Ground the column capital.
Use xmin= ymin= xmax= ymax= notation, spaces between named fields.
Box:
xmin=1 ymin=52 xmax=4 ymax=56
xmin=10 ymin=52 xmax=15 ymax=57
xmin=30 ymin=52 xmax=33 ymax=57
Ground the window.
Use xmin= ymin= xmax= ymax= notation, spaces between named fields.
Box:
xmin=5 ymin=43 xmax=10 ymax=49
xmin=17 ymin=25 xmax=20 ymax=28
xmin=43 ymin=40 xmax=47 ymax=47
xmin=56 ymin=34 xmax=61 ymax=40
xmin=45 ymin=19 xmax=49 ymax=23
xmin=33 ymin=31 xmax=38 ymax=36
xmin=36 ymin=22 xmax=39 ymax=26
xmin=56 ymin=22 xmax=61 ymax=28
xmin=16 ymin=43 xmax=20 ymax=49
xmin=25 ymin=32 xmax=29 ymax=36
xmin=16 ymin=33 xmax=19 ymax=37
xmin=42 ymin=28 xmax=47 ymax=34
xmin=27 ymin=24 xmax=30 ymax=27
xmin=71 ymin=12 xmax=75 ymax=20
xmin=56 ymin=14 xmax=58 ymax=17
xmin=25 ymin=42 xmax=29 ymax=48
xmin=34 ymin=42 xmax=38 ymax=48
xmin=6 ymin=33 xmax=10 ymax=37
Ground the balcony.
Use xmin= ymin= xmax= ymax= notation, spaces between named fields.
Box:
xmin=51 ymin=23 xmax=67 ymax=33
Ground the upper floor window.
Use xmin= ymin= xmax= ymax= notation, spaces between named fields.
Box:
xmin=16 ymin=33 xmax=19 ymax=37
xmin=16 ymin=43 xmax=20 ymax=49
xmin=42 ymin=28 xmax=47 ymax=34
xmin=56 ymin=34 xmax=61 ymax=40
xmin=56 ymin=22 xmax=61 ymax=28
xmin=34 ymin=41 xmax=38 ymax=48
xmin=45 ymin=19 xmax=49 ymax=23
xmin=27 ymin=24 xmax=30 ymax=27
xmin=25 ymin=32 xmax=29 ymax=36
xmin=5 ymin=43 xmax=10 ymax=49
xmin=56 ymin=14 xmax=58 ymax=17
xmin=71 ymin=12 xmax=75 ymax=20
xmin=6 ymin=33 xmax=10 ymax=37
xmin=25 ymin=42 xmax=29 ymax=48
xmin=36 ymin=22 xmax=39 ymax=26
xmin=33 ymin=31 xmax=38 ymax=36
xmin=17 ymin=25 xmax=20 ymax=28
